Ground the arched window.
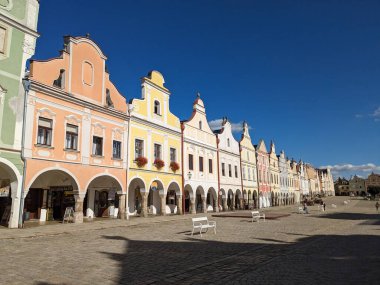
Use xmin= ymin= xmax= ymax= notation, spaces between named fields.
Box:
xmin=199 ymin=121 xmax=202 ymax=130
xmin=154 ymin=100 xmax=160 ymax=115
xmin=227 ymin=138 xmax=230 ymax=147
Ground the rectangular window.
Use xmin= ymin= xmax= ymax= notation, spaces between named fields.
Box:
xmin=113 ymin=140 xmax=121 ymax=159
xmin=154 ymin=144 xmax=162 ymax=160
xmin=209 ymin=159 xmax=213 ymax=173
xmin=235 ymin=165 xmax=238 ymax=178
xmin=222 ymin=163 xmax=225 ymax=176
xmin=170 ymin=148 xmax=176 ymax=162
xmin=242 ymin=167 xmax=246 ymax=180
xmin=189 ymin=154 xmax=194 ymax=170
xmin=229 ymin=164 xmax=232 ymax=177
xmin=135 ymin=139 xmax=144 ymax=158
xmin=199 ymin=156 xmax=204 ymax=172
xmin=248 ymin=167 xmax=251 ymax=180
xmin=65 ymin=124 xmax=78 ymax=150
xmin=0 ymin=27 xmax=6 ymax=54
xmin=92 ymin=136 xmax=103 ymax=156
xmin=37 ymin=117 xmax=53 ymax=146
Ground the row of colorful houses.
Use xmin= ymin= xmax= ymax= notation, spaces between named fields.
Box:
xmin=0 ymin=2 xmax=334 ymax=228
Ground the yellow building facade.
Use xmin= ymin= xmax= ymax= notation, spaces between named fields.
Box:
xmin=127 ymin=71 xmax=182 ymax=217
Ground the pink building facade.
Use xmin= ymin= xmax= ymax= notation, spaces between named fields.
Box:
xmin=256 ymin=140 xmax=271 ymax=208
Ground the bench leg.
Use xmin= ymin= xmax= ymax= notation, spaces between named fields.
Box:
xmin=199 ymin=227 xmax=202 ymax=237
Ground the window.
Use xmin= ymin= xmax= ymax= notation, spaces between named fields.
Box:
xmin=209 ymin=159 xmax=213 ymax=173
xmin=199 ymin=156 xmax=204 ymax=172
xmin=248 ymin=167 xmax=251 ymax=180
xmin=235 ymin=165 xmax=238 ymax=178
xmin=229 ymin=164 xmax=232 ymax=177
xmin=113 ymin=140 xmax=121 ymax=159
xmin=135 ymin=139 xmax=144 ymax=158
xmin=154 ymin=144 xmax=162 ymax=160
xmin=65 ymin=124 xmax=78 ymax=150
xmin=92 ymin=136 xmax=103 ymax=156
xmin=247 ymin=152 xmax=249 ymax=161
xmin=37 ymin=117 xmax=52 ymax=146
xmin=222 ymin=163 xmax=225 ymax=176
xmin=227 ymin=138 xmax=230 ymax=147
xmin=170 ymin=148 xmax=176 ymax=162
xmin=242 ymin=167 xmax=246 ymax=180
xmin=199 ymin=121 xmax=202 ymax=130
xmin=154 ymin=100 xmax=160 ymax=115
xmin=189 ymin=154 xmax=194 ymax=170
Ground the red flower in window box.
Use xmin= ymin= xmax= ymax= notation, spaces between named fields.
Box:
xmin=135 ymin=156 xmax=148 ymax=168
xmin=154 ymin=158 xmax=165 ymax=169
xmin=170 ymin=161 xmax=180 ymax=172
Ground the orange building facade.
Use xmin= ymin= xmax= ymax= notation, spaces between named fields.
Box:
xmin=23 ymin=36 xmax=129 ymax=223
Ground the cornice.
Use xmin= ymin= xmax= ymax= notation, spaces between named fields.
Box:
xmin=30 ymin=81 xmax=129 ymax=121
xmin=0 ymin=13 xmax=39 ymax=38
xmin=130 ymin=116 xmax=181 ymax=137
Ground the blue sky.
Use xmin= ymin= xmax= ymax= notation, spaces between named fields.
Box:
xmin=34 ymin=0 xmax=380 ymax=179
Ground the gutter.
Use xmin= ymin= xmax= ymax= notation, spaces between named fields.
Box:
xmin=181 ymin=123 xmax=185 ymax=214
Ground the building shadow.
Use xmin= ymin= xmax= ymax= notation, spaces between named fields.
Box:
xmin=316 ymin=212 xmax=380 ymax=225
xmin=95 ymin=233 xmax=380 ymax=284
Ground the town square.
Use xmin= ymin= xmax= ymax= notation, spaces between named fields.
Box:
xmin=1 ymin=1 xmax=380 ymax=284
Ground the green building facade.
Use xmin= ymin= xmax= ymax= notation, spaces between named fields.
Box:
xmin=0 ymin=0 xmax=39 ymax=228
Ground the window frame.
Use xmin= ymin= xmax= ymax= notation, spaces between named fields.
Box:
xmin=65 ymin=124 xmax=78 ymax=150
xmin=154 ymin=100 xmax=161 ymax=115
xmin=37 ymin=117 xmax=53 ymax=146
xmin=189 ymin=154 xmax=194 ymax=170
xmin=199 ymin=156 xmax=204 ymax=172
xmin=92 ymin=136 xmax=103 ymax=156
xmin=134 ymin=139 xmax=144 ymax=159
xmin=154 ymin=143 xmax=162 ymax=160
xmin=170 ymin=147 xmax=176 ymax=162
xmin=113 ymin=140 xmax=122 ymax=159
xmin=208 ymin=158 xmax=213 ymax=174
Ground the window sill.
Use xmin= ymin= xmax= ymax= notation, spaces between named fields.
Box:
xmin=35 ymin=144 xmax=54 ymax=149
xmin=112 ymin=157 xmax=123 ymax=161
xmin=64 ymin=148 xmax=80 ymax=153
xmin=91 ymin=155 xmax=104 ymax=158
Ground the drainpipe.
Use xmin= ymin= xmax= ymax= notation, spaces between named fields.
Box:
xmin=19 ymin=76 xmax=31 ymax=228
xmin=216 ymin=135 xmax=221 ymax=210
xmin=181 ymin=123 xmax=185 ymax=214
xmin=255 ymin=151 xmax=260 ymax=209
xmin=238 ymin=143 xmax=244 ymax=209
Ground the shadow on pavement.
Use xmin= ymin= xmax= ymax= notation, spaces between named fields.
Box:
xmin=88 ymin=234 xmax=380 ymax=284
xmin=316 ymin=212 xmax=380 ymax=225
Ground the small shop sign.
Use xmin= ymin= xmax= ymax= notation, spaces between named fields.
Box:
xmin=0 ymin=186 xmax=10 ymax=197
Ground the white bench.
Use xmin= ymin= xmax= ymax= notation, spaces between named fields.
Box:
xmin=298 ymin=206 xmax=304 ymax=214
xmin=251 ymin=211 xmax=265 ymax=222
xmin=191 ymin=217 xmax=216 ymax=237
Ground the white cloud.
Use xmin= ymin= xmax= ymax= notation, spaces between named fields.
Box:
xmin=208 ymin=119 xmax=250 ymax=133
xmin=371 ymin=106 xmax=380 ymax=118
xmin=320 ymin=163 xmax=380 ymax=179
xmin=208 ymin=119 xmax=223 ymax=131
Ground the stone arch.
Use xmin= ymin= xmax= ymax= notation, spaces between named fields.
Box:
xmin=184 ymin=184 xmax=194 ymax=213
xmin=84 ymin=174 xmax=124 ymax=219
xmin=166 ymin=181 xmax=182 ymax=215
xmin=25 ymin=168 xmax=80 ymax=222
xmin=127 ymin=177 xmax=146 ymax=216
xmin=0 ymin=158 xmax=22 ymax=228
xmin=219 ymin=188 xmax=227 ymax=211
xmin=235 ymin=189 xmax=242 ymax=210
xmin=195 ymin=186 xmax=205 ymax=213
xmin=148 ymin=179 xmax=164 ymax=215
xmin=227 ymin=189 xmax=234 ymax=210
xmin=206 ymin=187 xmax=218 ymax=212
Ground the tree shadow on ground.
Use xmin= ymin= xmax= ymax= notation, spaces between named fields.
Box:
xmin=94 ymin=234 xmax=380 ymax=285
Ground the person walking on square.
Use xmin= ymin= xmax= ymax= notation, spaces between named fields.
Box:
xmin=323 ymin=202 xmax=326 ymax=212
xmin=375 ymin=202 xmax=379 ymax=213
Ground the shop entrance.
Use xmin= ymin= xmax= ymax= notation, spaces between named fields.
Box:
xmin=25 ymin=169 xmax=79 ymax=223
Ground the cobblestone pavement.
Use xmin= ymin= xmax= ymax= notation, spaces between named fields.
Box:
xmin=1 ymin=196 xmax=379 ymax=285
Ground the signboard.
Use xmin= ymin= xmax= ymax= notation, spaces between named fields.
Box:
xmin=151 ymin=181 xmax=158 ymax=191
xmin=0 ymin=186 xmax=10 ymax=197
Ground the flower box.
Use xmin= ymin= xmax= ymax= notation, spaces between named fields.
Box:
xmin=154 ymin=158 xmax=165 ymax=169
xmin=170 ymin=161 xmax=180 ymax=172
xmin=135 ymin=156 xmax=148 ymax=168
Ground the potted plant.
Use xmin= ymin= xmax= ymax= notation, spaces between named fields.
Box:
xmin=135 ymin=156 xmax=148 ymax=168
xmin=170 ymin=161 xmax=180 ymax=172
xmin=154 ymin=158 xmax=165 ymax=169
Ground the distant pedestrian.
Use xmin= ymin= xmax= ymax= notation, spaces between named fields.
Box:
xmin=323 ymin=202 xmax=326 ymax=211
xmin=376 ymin=202 xmax=379 ymax=213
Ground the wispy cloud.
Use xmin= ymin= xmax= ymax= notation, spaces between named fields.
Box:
xmin=371 ymin=106 xmax=380 ymax=122
xmin=355 ymin=114 xmax=363 ymax=118
xmin=208 ymin=119 xmax=250 ymax=133
xmin=320 ymin=163 xmax=380 ymax=179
